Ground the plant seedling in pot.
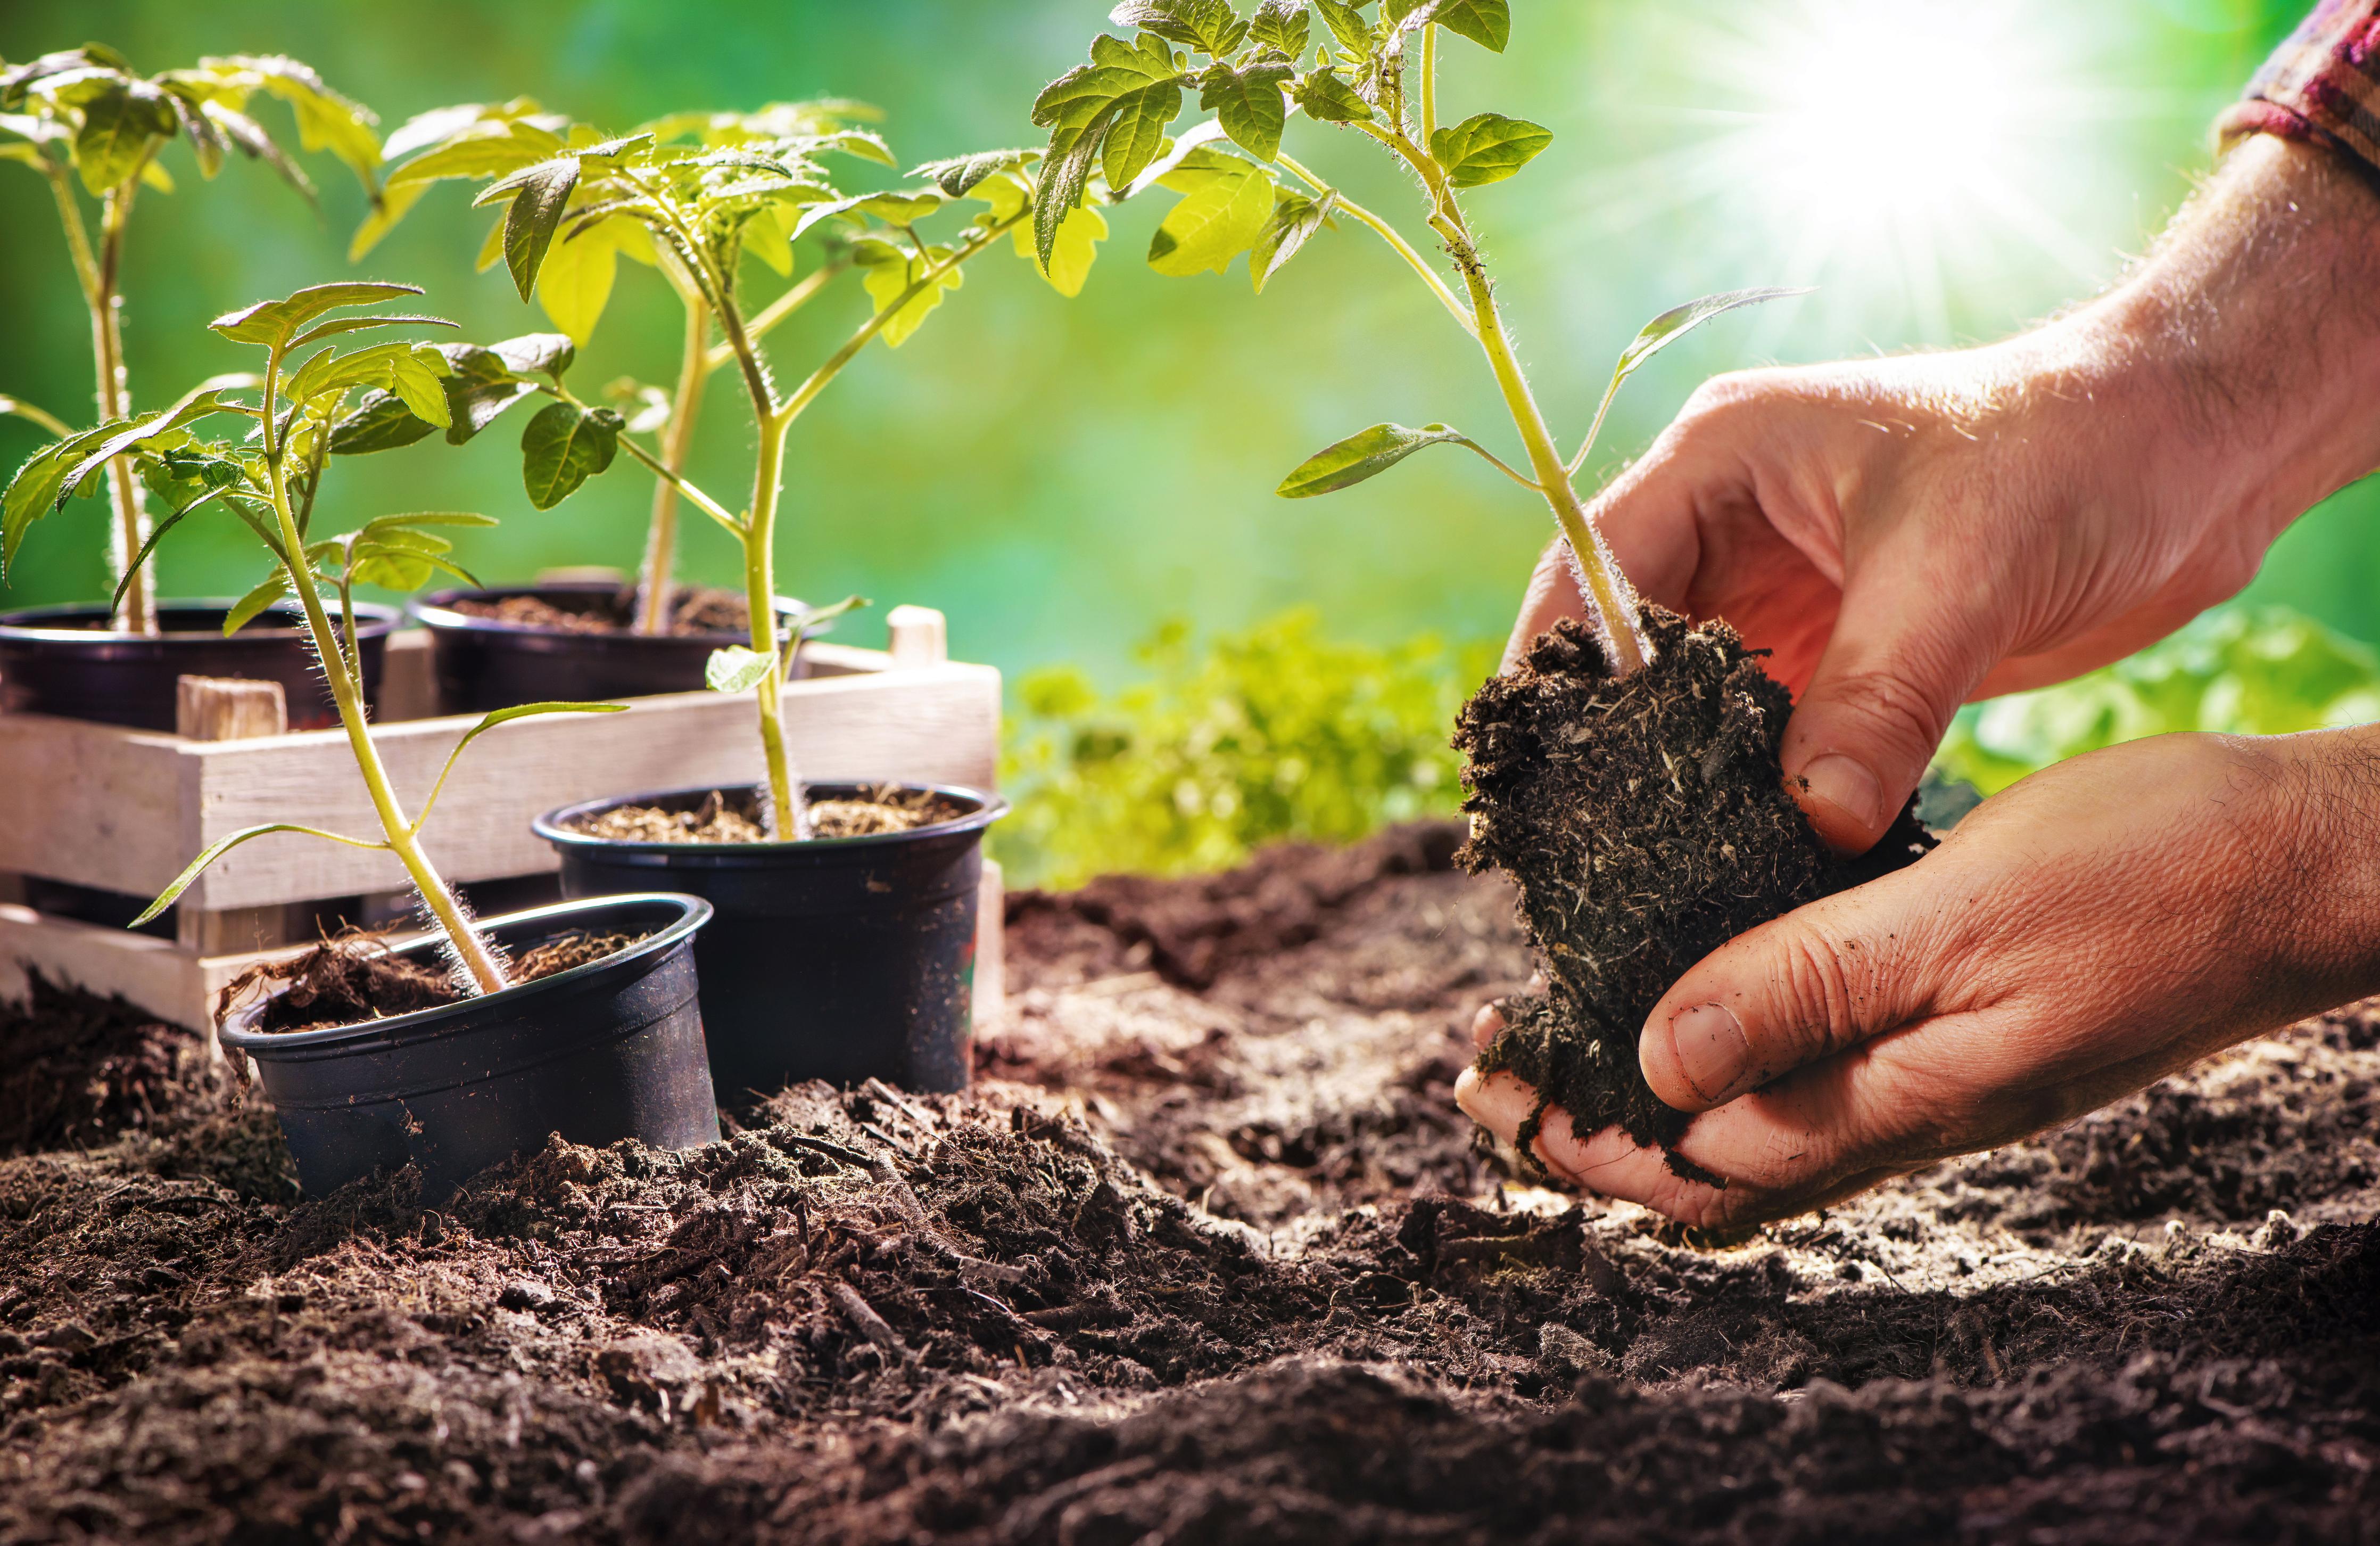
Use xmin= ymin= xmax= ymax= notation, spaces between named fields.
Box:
xmin=0 ymin=45 xmax=382 ymax=635
xmin=351 ymin=108 xmax=1095 ymax=839
xmin=2 ymin=279 xmax=627 ymax=996
xmin=1030 ymin=0 xmax=1933 ymax=1174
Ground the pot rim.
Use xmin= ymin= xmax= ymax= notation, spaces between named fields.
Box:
xmin=532 ymin=781 xmax=1009 ymax=858
xmin=218 ymin=891 xmax=713 ymax=1055
xmin=0 ymin=597 xmax=406 ymax=645
xmin=409 ymin=583 xmax=815 ymax=644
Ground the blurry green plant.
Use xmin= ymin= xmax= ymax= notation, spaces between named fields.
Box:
xmin=0 ymin=45 xmax=382 ymax=634
xmin=997 ymin=608 xmax=1495 ymax=889
xmin=1932 ymin=606 xmax=2380 ymax=795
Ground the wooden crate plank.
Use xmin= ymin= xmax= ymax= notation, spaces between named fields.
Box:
xmin=0 ymin=719 xmax=188 ymax=899
xmin=180 ymin=662 xmax=1002 ymax=908
xmin=0 ymin=902 xmax=207 ymax=1029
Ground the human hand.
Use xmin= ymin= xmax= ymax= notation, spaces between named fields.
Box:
xmin=1455 ymin=728 xmax=2380 ymax=1231
xmin=1510 ymin=136 xmax=2380 ymax=855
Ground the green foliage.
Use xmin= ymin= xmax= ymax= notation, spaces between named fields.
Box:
xmin=1932 ymin=606 xmax=2380 ymax=795
xmin=997 ymin=609 xmax=1496 ymax=890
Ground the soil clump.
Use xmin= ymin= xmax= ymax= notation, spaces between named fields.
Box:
xmin=449 ymin=586 xmax=749 ymax=637
xmin=1457 ymin=608 xmax=1933 ymax=1164
xmin=225 ymin=927 xmax=651 ymax=1035
xmin=0 ymin=829 xmax=2375 ymax=1541
xmin=573 ymin=786 xmax=960 ymax=846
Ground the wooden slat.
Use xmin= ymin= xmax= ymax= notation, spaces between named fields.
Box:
xmin=0 ymin=902 xmax=208 ymax=1029
xmin=0 ymin=719 xmax=186 ymax=898
xmin=184 ymin=662 xmax=1001 ymax=908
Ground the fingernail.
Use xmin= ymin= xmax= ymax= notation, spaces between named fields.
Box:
xmin=1469 ymin=1004 xmax=1505 ymax=1051
xmin=1666 ymin=1002 xmax=1753 ymax=1104
xmin=1797 ymin=754 xmax=1884 ymax=837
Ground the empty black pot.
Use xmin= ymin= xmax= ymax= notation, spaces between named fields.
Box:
xmin=533 ymin=784 xmax=1005 ymax=1103
xmin=0 ymin=599 xmax=401 ymax=731
xmin=412 ymin=583 xmax=813 ymax=712
xmin=219 ymin=893 xmax=721 ymax=1199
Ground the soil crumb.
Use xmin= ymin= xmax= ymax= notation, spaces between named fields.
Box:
xmin=0 ymin=974 xmax=225 ymax=1157
xmin=448 ymin=586 xmax=749 ymax=637
xmin=573 ymin=786 xmax=960 ymax=845
xmin=1456 ymin=608 xmax=1933 ymax=1164
xmin=224 ymin=927 xmax=649 ymax=1035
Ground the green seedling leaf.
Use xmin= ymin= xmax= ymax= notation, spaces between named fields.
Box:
xmin=1429 ymin=113 xmax=1551 ymax=188
xmin=1041 ymin=204 xmax=1109 ymax=298
xmin=537 ymin=218 xmax=619 ymax=345
xmin=1292 ymin=68 xmax=1374 ymax=124
xmin=519 ymin=401 xmax=621 ymax=508
xmin=1610 ymin=286 xmax=1812 ymax=381
xmin=131 ymin=820 xmax=391 ymax=927
xmin=1032 ymin=31 xmax=1183 ymax=265
xmin=706 ymin=646 xmax=775 ymax=694
xmin=1112 ymin=0 xmax=1250 ymax=57
xmin=328 ymin=389 xmax=439 ymax=455
xmin=789 ymin=187 xmax=947 ymax=242
xmin=1313 ymin=0 xmax=1375 ymax=55
xmin=72 ymin=77 xmax=176 ymax=194
xmin=912 ymin=147 xmax=1039 ymax=198
xmin=384 ymin=125 xmax=556 ymax=190
xmin=199 ymin=100 xmax=317 ymax=205
xmin=55 ymin=392 xmax=243 ymax=507
xmin=1251 ymin=0 xmax=1313 ymax=57
xmin=1252 ymin=188 xmax=1334 ymax=292
xmin=1122 ymin=119 xmax=1229 ymax=196
xmin=1148 ymin=157 xmax=1277 ymax=276
xmin=862 ymin=251 xmax=966 ymax=348
xmin=217 ymin=53 xmax=383 ymax=185
xmin=1199 ymin=61 xmax=1294 ymax=162
xmin=412 ymin=700 xmax=625 ymax=828
xmin=1403 ymin=0 xmax=1509 ymax=50
xmin=489 ymin=155 xmax=580 ymax=302
xmin=287 ymin=313 xmax=456 ymax=349
xmin=492 ymin=333 xmax=575 ymax=379
xmin=212 ymin=282 xmax=424 ymax=347
xmin=1277 ymin=422 xmax=1474 ymax=497
xmin=221 ymin=571 xmax=291 ymax=635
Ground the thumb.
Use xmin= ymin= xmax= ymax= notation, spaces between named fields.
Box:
xmin=1639 ymin=871 xmax=1949 ymax=1113
xmin=1778 ymin=565 xmax=1998 ymax=852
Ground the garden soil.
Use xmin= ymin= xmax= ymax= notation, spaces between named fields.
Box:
xmin=2 ymin=823 xmax=2376 ymax=1542
xmin=449 ymin=588 xmax=749 ymax=638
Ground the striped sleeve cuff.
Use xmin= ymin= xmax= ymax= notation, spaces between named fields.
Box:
xmin=2218 ymin=0 xmax=2380 ymax=170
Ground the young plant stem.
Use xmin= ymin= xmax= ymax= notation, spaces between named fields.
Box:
xmin=632 ymin=283 xmax=711 ymax=636
xmin=1274 ymin=152 xmax=1474 ymax=336
xmin=259 ymin=368 xmax=508 ymax=994
xmin=51 ymin=171 xmax=160 ymax=636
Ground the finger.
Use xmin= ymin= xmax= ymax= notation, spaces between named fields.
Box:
xmin=1778 ymin=557 xmax=2002 ymax=852
xmin=1469 ymin=1002 xmax=1504 ymax=1052
xmin=1639 ymin=863 xmax=1958 ymax=1112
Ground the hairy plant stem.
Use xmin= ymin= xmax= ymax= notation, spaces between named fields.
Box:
xmin=49 ymin=171 xmax=159 ymax=636
xmin=260 ymin=361 xmax=507 ymax=995
xmin=1353 ymin=63 xmax=1650 ymax=674
xmin=632 ymin=278 xmax=710 ymax=636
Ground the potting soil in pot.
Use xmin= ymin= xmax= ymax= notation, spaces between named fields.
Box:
xmin=1456 ymin=606 xmax=1935 ymax=1171
xmin=227 ymin=928 xmax=650 ymax=1034
xmin=2 ymin=826 xmax=2376 ymax=1541
xmin=448 ymin=586 xmax=749 ymax=636
xmin=567 ymin=785 xmax=963 ymax=844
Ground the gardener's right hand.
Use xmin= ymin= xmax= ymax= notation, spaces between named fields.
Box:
xmin=1508 ymin=135 xmax=2380 ymax=855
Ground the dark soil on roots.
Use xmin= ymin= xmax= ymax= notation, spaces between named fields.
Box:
xmin=2 ymin=827 xmax=2376 ymax=1542
xmin=1456 ymin=609 xmax=1934 ymax=1171
xmin=449 ymin=587 xmax=749 ymax=637
xmin=228 ymin=929 xmax=649 ymax=1035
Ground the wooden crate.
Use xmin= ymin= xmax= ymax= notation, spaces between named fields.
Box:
xmin=0 ymin=609 xmax=1007 ymax=1032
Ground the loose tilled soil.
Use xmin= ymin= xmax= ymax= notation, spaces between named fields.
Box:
xmin=449 ymin=588 xmax=749 ymax=638
xmin=1459 ymin=611 xmax=1935 ymax=1169
xmin=2 ymin=824 xmax=2376 ymax=1542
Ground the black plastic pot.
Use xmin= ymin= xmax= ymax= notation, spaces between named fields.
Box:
xmin=412 ymin=583 xmax=813 ymax=713
xmin=0 ymin=599 xmax=401 ymax=731
xmin=533 ymin=784 xmax=1005 ymax=1103
xmin=219 ymin=893 xmax=721 ymax=1200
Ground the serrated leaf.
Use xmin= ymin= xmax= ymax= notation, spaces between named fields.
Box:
xmin=222 ymin=571 xmax=292 ymax=635
xmin=519 ymin=401 xmax=621 ymax=509
xmin=55 ymin=393 xmax=243 ymax=507
xmin=745 ymin=201 xmax=794 ymax=276
xmin=200 ymin=100 xmax=316 ymax=204
xmin=1408 ymin=0 xmax=1509 ymax=51
xmin=1276 ymin=422 xmax=1472 ymax=497
xmin=386 ymin=355 xmax=452 ymax=429
xmin=1199 ymin=61 xmax=1293 ymax=162
xmin=287 ymin=312 xmax=456 ymax=349
xmin=536 ymin=218 xmax=618 ymax=345
xmin=1147 ymin=159 xmax=1277 ymax=277
xmin=912 ymin=147 xmax=1038 ymax=198
xmin=212 ymin=282 xmax=424 ymax=347
xmin=72 ymin=79 xmax=175 ymax=195
xmin=862 ymin=252 xmax=965 ymax=348
xmin=4 ymin=426 xmax=118 ymax=579
xmin=706 ymin=646 xmax=775 ymax=694
xmin=1031 ymin=31 xmax=1182 ymax=265
xmin=1252 ymin=188 xmax=1333 ymax=292
xmin=497 ymin=156 xmax=579 ymax=302
xmin=385 ymin=124 xmax=551 ymax=190
xmin=1252 ymin=0 xmax=1312 ymax=57
xmin=1313 ymin=0 xmax=1375 ymax=54
xmin=491 ymin=333 xmax=576 ymax=379
xmin=789 ymin=187 xmax=947 ymax=243
xmin=1112 ymin=0 xmax=1249 ymax=57
xmin=1428 ymin=112 xmax=1551 ymax=188
xmin=223 ymin=54 xmax=382 ymax=185
xmin=1293 ymin=68 xmax=1375 ymax=123
xmin=327 ymin=390 xmax=439 ymax=455
xmin=1041 ymin=204 xmax=1108 ymax=298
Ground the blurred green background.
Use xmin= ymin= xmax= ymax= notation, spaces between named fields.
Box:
xmin=4 ymin=1 xmax=2373 ymax=884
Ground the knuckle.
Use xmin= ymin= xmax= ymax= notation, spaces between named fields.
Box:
xmin=1764 ymin=924 xmax=1865 ymax=1068
xmin=1807 ymin=664 xmax=1958 ymax=768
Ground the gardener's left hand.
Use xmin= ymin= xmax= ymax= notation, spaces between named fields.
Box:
xmin=1455 ymin=727 xmax=2380 ymax=1231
